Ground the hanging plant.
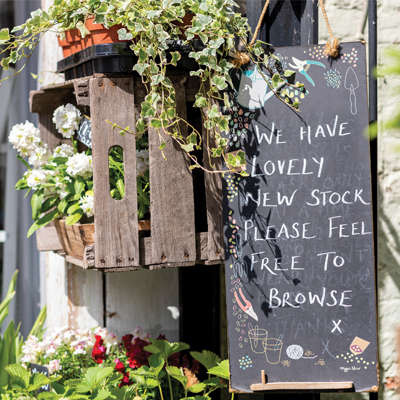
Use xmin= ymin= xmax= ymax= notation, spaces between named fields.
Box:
xmin=0 ymin=0 xmax=309 ymax=175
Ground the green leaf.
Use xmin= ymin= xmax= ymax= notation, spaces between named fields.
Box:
xmin=223 ymin=92 xmax=230 ymax=109
xmin=17 ymin=155 xmax=32 ymax=171
xmin=67 ymin=202 xmax=81 ymax=214
xmin=211 ymin=75 xmax=227 ymax=91
xmin=65 ymin=210 xmax=83 ymax=226
xmin=207 ymin=104 xmax=219 ymax=119
xmin=15 ymin=178 xmax=29 ymax=190
xmin=5 ymin=364 xmax=29 ymax=390
xmin=38 ymin=393 xmax=59 ymax=400
xmin=170 ymin=51 xmax=181 ymax=67
xmin=0 ymin=28 xmax=10 ymax=44
xmin=151 ymin=74 xmax=165 ymax=86
xmin=74 ymin=180 xmax=85 ymax=196
xmin=1 ymin=57 xmax=10 ymax=70
xmin=207 ymin=360 xmax=229 ymax=380
xmin=133 ymin=63 xmax=150 ymax=76
xmin=284 ymin=69 xmax=295 ymax=77
xmin=117 ymin=28 xmax=133 ymax=41
xmin=76 ymin=21 xmax=90 ymax=38
xmin=116 ymin=179 xmax=125 ymax=198
xmin=196 ymin=14 xmax=212 ymax=26
xmin=141 ymin=101 xmax=156 ymax=118
xmin=190 ymin=350 xmax=221 ymax=370
xmin=180 ymin=143 xmax=195 ymax=153
xmin=27 ymin=208 xmax=59 ymax=237
xmin=28 ymin=373 xmax=51 ymax=392
xmin=41 ymin=197 xmax=59 ymax=213
xmin=147 ymin=10 xmax=163 ymax=19
xmin=194 ymin=93 xmax=207 ymax=108
xmin=58 ymin=196 xmax=71 ymax=213
xmin=203 ymin=377 xmax=226 ymax=388
xmin=165 ymin=366 xmax=187 ymax=388
xmin=166 ymin=108 xmax=176 ymax=118
xmin=271 ymin=73 xmax=285 ymax=89
xmin=150 ymin=119 xmax=162 ymax=129
xmin=148 ymin=354 xmax=165 ymax=378
xmin=293 ymin=101 xmax=300 ymax=109
xmin=0 ymin=270 xmax=18 ymax=326
xmin=76 ymin=367 xmax=115 ymax=393
xmin=92 ymin=389 xmax=114 ymax=400
xmin=188 ymin=383 xmax=206 ymax=393
xmin=1 ymin=323 xmax=15 ymax=391
xmin=31 ymin=191 xmax=44 ymax=220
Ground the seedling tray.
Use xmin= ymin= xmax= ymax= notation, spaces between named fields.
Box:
xmin=57 ymin=40 xmax=203 ymax=79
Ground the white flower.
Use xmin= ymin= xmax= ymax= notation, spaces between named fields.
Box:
xmin=28 ymin=145 xmax=49 ymax=168
xmin=79 ymin=195 xmax=94 ymax=217
xmin=66 ymin=153 xmax=93 ymax=178
xmin=136 ymin=149 xmax=149 ymax=176
xmin=26 ymin=169 xmax=47 ymax=190
xmin=106 ymin=332 xmax=119 ymax=346
xmin=73 ymin=344 xmax=86 ymax=355
xmin=52 ymin=104 xmax=81 ymax=138
xmin=53 ymin=144 xmax=75 ymax=158
xmin=47 ymin=359 xmax=61 ymax=374
xmin=8 ymin=121 xmax=41 ymax=156
xmin=132 ymin=326 xmax=149 ymax=340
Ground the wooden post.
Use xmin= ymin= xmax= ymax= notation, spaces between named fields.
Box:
xmin=148 ymin=73 xmax=196 ymax=266
xmin=90 ymin=77 xmax=139 ymax=269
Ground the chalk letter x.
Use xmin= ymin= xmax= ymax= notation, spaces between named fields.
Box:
xmin=331 ymin=319 xmax=342 ymax=333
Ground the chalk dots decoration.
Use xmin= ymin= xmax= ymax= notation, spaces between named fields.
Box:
xmin=286 ymin=344 xmax=304 ymax=360
xmin=239 ymin=355 xmax=253 ymax=369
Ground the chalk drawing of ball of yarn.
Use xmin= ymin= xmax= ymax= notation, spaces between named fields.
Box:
xmin=286 ymin=345 xmax=304 ymax=359
xmin=248 ymin=324 xmax=268 ymax=354
xmin=286 ymin=345 xmax=318 ymax=360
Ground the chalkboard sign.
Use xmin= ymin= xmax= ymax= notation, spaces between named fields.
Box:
xmin=223 ymin=42 xmax=378 ymax=393
xmin=77 ymin=116 xmax=92 ymax=148
xmin=30 ymin=363 xmax=50 ymax=393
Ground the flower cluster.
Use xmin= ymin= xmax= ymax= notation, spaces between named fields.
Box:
xmin=52 ymin=104 xmax=82 ymax=138
xmin=136 ymin=149 xmax=149 ymax=176
xmin=79 ymin=194 xmax=94 ymax=217
xmin=66 ymin=153 xmax=93 ymax=179
xmin=8 ymin=121 xmax=49 ymax=167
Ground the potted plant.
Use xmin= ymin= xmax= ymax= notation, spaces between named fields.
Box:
xmin=1 ymin=0 xmax=298 ymax=174
xmin=9 ymin=103 xmax=150 ymax=242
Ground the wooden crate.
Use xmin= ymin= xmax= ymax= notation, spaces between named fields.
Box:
xmin=30 ymin=72 xmax=224 ymax=271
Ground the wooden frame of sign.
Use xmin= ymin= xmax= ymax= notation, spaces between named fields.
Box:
xmin=29 ymin=71 xmax=224 ymax=271
xmin=223 ymin=42 xmax=378 ymax=393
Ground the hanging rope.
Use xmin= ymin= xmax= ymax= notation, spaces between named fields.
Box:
xmin=319 ymin=0 xmax=340 ymax=57
xmin=232 ymin=0 xmax=339 ymax=69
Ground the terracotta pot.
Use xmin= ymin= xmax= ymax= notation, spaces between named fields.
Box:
xmin=65 ymin=28 xmax=82 ymax=54
xmin=83 ymin=17 xmax=131 ymax=47
xmin=57 ymin=35 xmax=72 ymax=58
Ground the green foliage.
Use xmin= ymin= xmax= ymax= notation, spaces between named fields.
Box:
xmin=190 ymin=351 xmax=220 ymax=370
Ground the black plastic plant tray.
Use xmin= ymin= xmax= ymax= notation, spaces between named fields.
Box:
xmin=57 ymin=40 xmax=204 ymax=80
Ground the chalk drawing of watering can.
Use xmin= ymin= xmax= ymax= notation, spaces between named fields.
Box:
xmin=233 ymin=67 xmax=285 ymax=110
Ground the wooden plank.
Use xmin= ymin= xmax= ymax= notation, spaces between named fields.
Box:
xmin=36 ymin=225 xmax=63 ymax=251
xmin=83 ymin=232 xmax=210 ymax=269
xmin=30 ymin=81 xmax=76 ymax=114
xmin=65 ymin=255 xmax=84 ymax=268
xmin=249 ymin=382 xmax=354 ymax=391
xmin=149 ymin=73 xmax=196 ymax=266
xmin=202 ymin=98 xmax=224 ymax=262
xmin=90 ymin=77 xmax=139 ymax=269
xmin=73 ymin=78 xmax=91 ymax=107
xmin=57 ymin=219 xmax=73 ymax=255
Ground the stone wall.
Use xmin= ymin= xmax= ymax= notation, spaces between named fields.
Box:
xmin=319 ymin=1 xmax=400 ymax=399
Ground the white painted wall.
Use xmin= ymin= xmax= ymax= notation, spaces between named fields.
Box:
xmin=319 ymin=1 xmax=400 ymax=399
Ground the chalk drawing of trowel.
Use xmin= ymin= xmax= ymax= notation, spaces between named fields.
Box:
xmin=344 ymin=67 xmax=359 ymax=115
xmin=234 ymin=288 xmax=258 ymax=321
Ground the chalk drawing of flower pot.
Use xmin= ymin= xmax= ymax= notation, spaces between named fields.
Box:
xmin=263 ymin=338 xmax=283 ymax=364
xmin=248 ymin=326 xmax=268 ymax=354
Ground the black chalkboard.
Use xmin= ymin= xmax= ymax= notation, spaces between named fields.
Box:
xmin=77 ymin=116 xmax=92 ymax=148
xmin=30 ymin=363 xmax=50 ymax=393
xmin=223 ymin=42 xmax=378 ymax=393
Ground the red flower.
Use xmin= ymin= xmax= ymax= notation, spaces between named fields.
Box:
xmin=92 ymin=335 xmax=106 ymax=364
xmin=119 ymin=371 xmax=132 ymax=388
xmin=114 ymin=359 xmax=126 ymax=374
xmin=156 ymin=334 xmax=167 ymax=341
xmin=127 ymin=338 xmax=151 ymax=368
xmin=191 ymin=359 xmax=200 ymax=374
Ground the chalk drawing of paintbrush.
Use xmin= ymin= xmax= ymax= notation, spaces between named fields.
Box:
xmin=344 ymin=67 xmax=359 ymax=115
xmin=234 ymin=288 xmax=258 ymax=321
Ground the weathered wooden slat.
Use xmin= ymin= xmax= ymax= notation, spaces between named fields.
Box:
xmin=30 ymin=81 xmax=76 ymax=114
xmin=90 ymin=77 xmax=139 ymax=269
xmin=38 ymin=113 xmax=71 ymax=153
xmin=82 ymin=232 xmax=211 ymax=270
xmin=36 ymin=225 xmax=63 ymax=251
xmin=73 ymin=78 xmax=91 ymax=107
xmin=201 ymin=102 xmax=224 ymax=263
xmin=148 ymin=73 xmax=196 ymax=266
xmin=30 ymin=75 xmax=201 ymax=115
